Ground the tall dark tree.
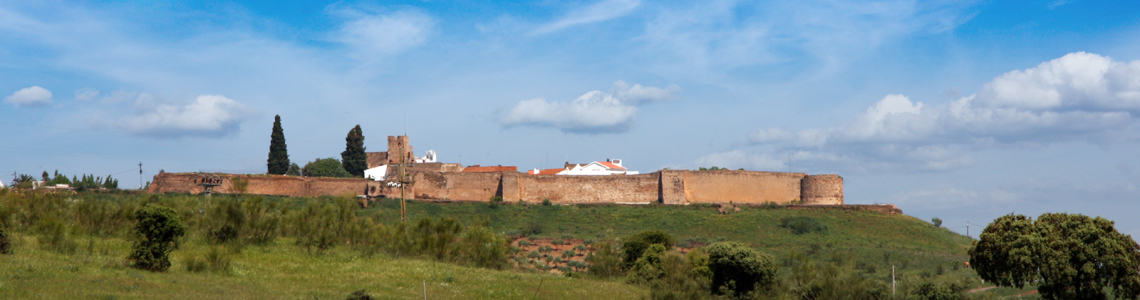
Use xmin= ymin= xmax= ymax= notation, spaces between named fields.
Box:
xmin=970 ymin=213 xmax=1140 ymax=300
xmin=341 ymin=125 xmax=367 ymax=177
xmin=267 ymin=115 xmax=290 ymax=175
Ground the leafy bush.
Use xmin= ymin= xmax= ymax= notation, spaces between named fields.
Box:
xmin=128 ymin=204 xmax=186 ymax=272
xmin=0 ymin=226 xmax=12 ymax=254
xmin=622 ymin=229 xmax=675 ymax=270
xmin=36 ymin=218 xmax=78 ymax=254
xmin=705 ymin=242 xmax=777 ymax=297
xmin=628 ymin=244 xmax=668 ymax=283
xmin=542 ymin=198 xmax=552 ymax=206
xmin=456 ymin=224 xmax=510 ymax=269
xmin=780 ymin=216 xmax=829 ymax=235
xmin=346 ymin=289 xmax=374 ymax=300
xmin=931 ymin=217 xmax=942 ymax=227
xmin=587 ymin=239 xmax=623 ymax=277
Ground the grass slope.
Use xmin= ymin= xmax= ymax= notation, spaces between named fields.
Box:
xmin=366 ymin=199 xmax=974 ymax=279
xmin=0 ymin=234 xmax=644 ymax=299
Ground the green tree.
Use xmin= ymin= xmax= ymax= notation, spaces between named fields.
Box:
xmin=932 ymin=217 xmax=943 ymax=227
xmin=969 ymin=213 xmax=1140 ymax=300
xmin=705 ymin=241 xmax=777 ymax=297
xmin=267 ymin=115 xmax=290 ymax=175
xmin=128 ymin=204 xmax=186 ymax=272
xmin=285 ymin=163 xmax=301 ymax=176
xmin=623 ymin=229 xmax=675 ymax=270
xmin=302 ymin=158 xmax=351 ymax=178
xmin=341 ymin=125 xmax=367 ymax=177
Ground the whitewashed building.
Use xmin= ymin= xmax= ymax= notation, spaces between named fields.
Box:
xmin=529 ymin=159 xmax=638 ymax=176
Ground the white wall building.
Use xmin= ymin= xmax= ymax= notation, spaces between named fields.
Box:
xmin=364 ymin=165 xmax=388 ymax=182
xmin=559 ymin=159 xmax=639 ymax=176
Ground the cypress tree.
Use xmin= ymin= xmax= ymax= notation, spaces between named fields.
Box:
xmin=267 ymin=115 xmax=290 ymax=175
xmin=341 ymin=125 xmax=367 ymax=177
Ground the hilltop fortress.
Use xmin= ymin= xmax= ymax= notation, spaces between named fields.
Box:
xmin=148 ymin=136 xmax=844 ymax=206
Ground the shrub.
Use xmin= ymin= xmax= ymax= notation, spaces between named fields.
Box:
xmin=706 ymin=242 xmax=777 ymax=297
xmin=931 ymin=217 xmax=942 ymax=228
xmin=552 ymin=238 xmax=564 ymax=245
xmin=518 ymin=240 xmax=531 ymax=247
xmin=36 ymin=217 xmax=78 ymax=254
xmin=185 ymin=255 xmax=207 ymax=273
xmin=562 ymin=249 xmax=576 ymax=259
xmin=628 ymin=244 xmax=668 ymax=284
xmin=587 ymin=239 xmax=623 ymax=277
xmin=542 ymin=198 xmax=552 ymax=206
xmin=128 ymin=204 xmax=186 ymax=272
xmin=346 ymin=289 xmax=374 ymax=300
xmin=622 ymin=229 xmax=675 ymax=270
xmin=780 ymin=216 xmax=829 ymax=235
xmin=0 ymin=226 xmax=12 ymax=254
xmin=457 ymin=224 xmax=510 ymax=269
xmin=205 ymin=246 xmax=232 ymax=272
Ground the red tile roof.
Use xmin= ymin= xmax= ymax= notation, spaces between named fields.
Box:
xmin=528 ymin=168 xmax=566 ymax=175
xmin=462 ymin=166 xmax=518 ymax=172
xmin=598 ymin=161 xmax=626 ymax=170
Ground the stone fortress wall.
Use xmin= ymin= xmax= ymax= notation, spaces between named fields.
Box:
xmin=146 ymin=134 xmax=844 ymax=205
xmin=148 ymin=169 xmax=843 ymax=205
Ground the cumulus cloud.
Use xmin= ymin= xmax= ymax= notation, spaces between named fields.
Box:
xmin=335 ymin=9 xmax=434 ymax=60
xmin=532 ymin=0 xmax=642 ymax=35
xmin=735 ymin=52 xmax=1140 ymax=172
xmin=501 ymin=81 xmax=678 ymax=134
xmin=4 ymin=86 xmax=53 ymax=107
xmin=115 ymin=94 xmax=256 ymax=138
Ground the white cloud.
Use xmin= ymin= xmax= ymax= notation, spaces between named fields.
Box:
xmin=115 ymin=94 xmax=256 ymax=138
xmin=335 ymin=9 xmax=434 ymax=60
xmin=4 ymin=86 xmax=53 ymax=107
xmin=532 ymin=0 xmax=642 ymax=35
xmin=501 ymin=81 xmax=678 ymax=134
xmin=742 ymin=52 xmax=1140 ymax=172
xmin=74 ymin=88 xmax=99 ymax=102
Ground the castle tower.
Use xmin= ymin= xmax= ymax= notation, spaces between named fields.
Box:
xmin=801 ymin=175 xmax=843 ymax=205
xmin=387 ymin=135 xmax=414 ymax=165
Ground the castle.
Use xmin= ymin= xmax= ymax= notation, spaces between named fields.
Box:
xmin=148 ymin=135 xmax=844 ymax=206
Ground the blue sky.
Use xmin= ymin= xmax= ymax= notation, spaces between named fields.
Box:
xmin=3 ymin=0 xmax=1140 ymax=238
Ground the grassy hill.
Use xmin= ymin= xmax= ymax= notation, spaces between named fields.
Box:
xmin=364 ymin=199 xmax=974 ymax=281
xmin=0 ymin=191 xmax=1036 ymax=299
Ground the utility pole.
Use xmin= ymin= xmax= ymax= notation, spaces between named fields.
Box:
xmin=966 ymin=222 xmax=969 ymax=238
xmin=892 ymin=265 xmax=896 ymax=296
xmin=138 ymin=162 xmax=143 ymax=190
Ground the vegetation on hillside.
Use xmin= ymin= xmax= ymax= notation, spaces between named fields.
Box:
xmin=0 ymin=190 xmax=1047 ymax=299
xmin=969 ymin=213 xmax=1140 ymax=300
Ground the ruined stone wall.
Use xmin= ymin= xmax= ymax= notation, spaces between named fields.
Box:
xmin=411 ymin=171 xmax=502 ymax=201
xmin=147 ymin=173 xmax=368 ymax=197
xmin=149 ymin=169 xmax=843 ymax=206
xmin=515 ymin=173 xmax=659 ymax=204
xmin=801 ymin=175 xmax=843 ymax=205
xmin=681 ymin=170 xmax=807 ymax=204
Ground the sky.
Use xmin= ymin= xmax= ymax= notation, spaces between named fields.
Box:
xmin=2 ymin=0 xmax=1140 ymax=238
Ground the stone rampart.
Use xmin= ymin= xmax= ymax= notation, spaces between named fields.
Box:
xmin=681 ymin=170 xmax=806 ymax=204
xmin=147 ymin=173 xmax=368 ymax=197
xmin=514 ymin=173 xmax=659 ymax=204
xmin=148 ymin=169 xmax=845 ymax=206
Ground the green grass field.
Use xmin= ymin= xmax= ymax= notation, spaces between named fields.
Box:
xmin=0 ymin=191 xmax=1040 ymax=299
xmin=364 ymin=199 xmax=974 ymax=281
xmin=0 ymin=233 xmax=645 ymax=299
